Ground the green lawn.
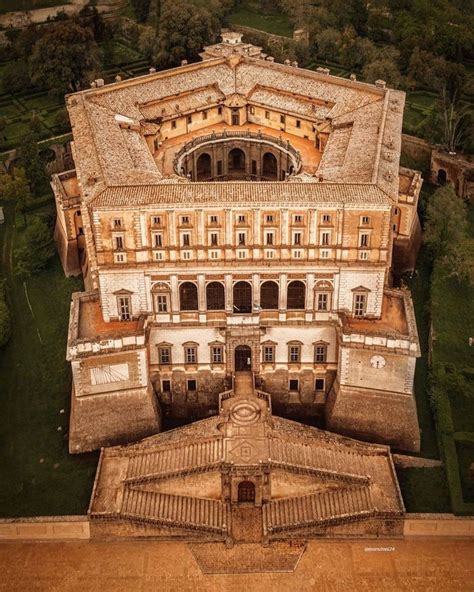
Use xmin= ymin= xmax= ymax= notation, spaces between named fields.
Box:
xmin=0 ymin=203 xmax=98 ymax=517
xmin=228 ymin=8 xmax=294 ymax=38
xmin=396 ymin=467 xmax=451 ymax=513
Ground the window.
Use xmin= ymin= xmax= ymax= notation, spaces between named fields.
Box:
xmin=294 ymin=215 xmax=302 ymax=223
xmin=359 ymin=233 xmax=370 ymax=248
xmin=187 ymin=379 xmax=197 ymax=391
xmin=114 ymin=235 xmax=124 ymax=250
xmin=354 ymin=293 xmax=367 ymax=317
xmin=158 ymin=346 xmax=171 ymax=364
xmin=114 ymin=252 xmax=126 ymax=263
xmin=218 ymin=106 xmax=223 ymax=115
xmin=117 ymin=296 xmax=131 ymax=321
xmin=113 ymin=218 xmax=122 ymax=228
xmin=265 ymin=110 xmax=270 ymax=119
xmin=322 ymin=214 xmax=331 ymax=223
xmin=184 ymin=345 xmax=197 ymax=364
xmin=171 ymin=120 xmax=177 ymax=129
xmin=263 ymin=345 xmax=275 ymax=363
xmin=237 ymin=250 xmax=247 ymax=259
xmin=251 ymin=160 xmax=257 ymax=175
xmin=321 ymin=231 xmax=330 ymax=246
xmin=292 ymin=249 xmax=302 ymax=259
xmin=211 ymin=346 xmax=223 ymax=364
xmin=152 ymin=216 xmax=162 ymax=225
xmin=280 ymin=114 xmax=286 ymax=124
xmin=260 ymin=281 xmax=279 ymax=310
xmin=288 ymin=345 xmax=301 ymax=363
xmin=202 ymin=111 xmax=208 ymax=120
xmin=237 ymin=214 xmax=246 ymax=223
xmin=296 ymin=119 xmax=301 ymax=128
xmin=266 ymin=214 xmax=274 ymax=223
xmin=217 ymin=160 xmax=223 ymax=176
xmin=153 ymin=233 xmax=163 ymax=248
xmin=320 ymin=249 xmax=330 ymax=259
xmin=162 ymin=379 xmax=171 ymax=392
xmin=238 ymin=232 xmax=246 ymax=245
xmin=315 ymin=378 xmax=325 ymax=391
xmin=317 ymin=292 xmax=329 ymax=311
xmin=181 ymin=216 xmax=189 ymax=224
xmin=206 ymin=282 xmax=225 ymax=310
xmin=266 ymin=232 xmax=274 ymax=245
xmin=182 ymin=233 xmax=190 ymax=247
xmin=155 ymin=294 xmax=168 ymax=313
xmin=287 ymin=281 xmax=305 ymax=310
xmin=314 ymin=344 xmax=327 ymax=363
xmin=209 ymin=215 xmax=218 ymax=224
xmin=394 ymin=207 xmax=399 ymax=215
xmin=182 ymin=251 xmax=192 ymax=260
xmin=154 ymin=251 xmax=164 ymax=261
xmin=210 ymin=250 xmax=220 ymax=259
xmin=361 ymin=216 xmax=370 ymax=225
xmin=187 ymin=115 xmax=192 ymax=124
xmin=210 ymin=232 xmax=218 ymax=246
xmin=293 ymin=232 xmax=302 ymax=246
xmin=249 ymin=106 xmax=255 ymax=115
xmin=264 ymin=249 xmax=275 ymax=259
xmin=289 ymin=379 xmax=299 ymax=391
xmin=180 ymin=282 xmax=198 ymax=311
xmin=359 ymin=251 xmax=369 ymax=260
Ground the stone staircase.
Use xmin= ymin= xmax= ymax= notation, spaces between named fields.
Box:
xmin=121 ymin=488 xmax=229 ymax=534
xmin=262 ymin=486 xmax=373 ymax=535
xmin=125 ymin=438 xmax=224 ymax=483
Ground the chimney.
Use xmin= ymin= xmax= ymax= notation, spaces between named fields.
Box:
xmin=149 ymin=67 xmax=156 ymax=74
xmin=115 ymin=75 xmax=122 ymax=83
xmin=375 ymin=79 xmax=386 ymax=88
xmin=95 ymin=78 xmax=105 ymax=87
xmin=350 ymin=73 xmax=357 ymax=81
xmin=181 ymin=59 xmax=188 ymax=66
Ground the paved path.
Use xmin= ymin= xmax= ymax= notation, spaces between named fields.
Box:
xmin=1 ymin=538 xmax=473 ymax=591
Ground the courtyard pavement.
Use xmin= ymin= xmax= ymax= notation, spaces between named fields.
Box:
xmin=1 ymin=537 xmax=473 ymax=591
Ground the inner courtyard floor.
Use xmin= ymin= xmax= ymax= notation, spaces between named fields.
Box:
xmin=1 ymin=538 xmax=473 ymax=591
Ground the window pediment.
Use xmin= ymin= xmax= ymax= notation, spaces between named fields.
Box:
xmin=351 ymin=285 xmax=371 ymax=293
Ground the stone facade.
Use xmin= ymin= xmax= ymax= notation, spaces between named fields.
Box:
xmin=54 ymin=32 xmax=423 ymax=454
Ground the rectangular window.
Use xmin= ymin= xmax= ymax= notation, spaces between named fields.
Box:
xmin=159 ymin=347 xmax=171 ymax=364
xmin=152 ymin=216 xmax=162 ymax=225
xmin=118 ymin=296 xmax=131 ymax=321
xmin=249 ymin=106 xmax=255 ymax=115
xmin=266 ymin=214 xmax=274 ymax=223
xmin=218 ymin=106 xmax=223 ymax=115
xmin=114 ymin=235 xmax=124 ymax=250
xmin=210 ymin=250 xmax=220 ymax=259
xmin=280 ymin=114 xmax=286 ymax=124
xmin=265 ymin=110 xmax=270 ymax=119
xmin=292 ymin=249 xmax=302 ymax=259
xmin=211 ymin=346 xmax=223 ymax=364
xmin=315 ymin=378 xmax=325 ymax=391
xmin=314 ymin=344 xmax=327 ymax=363
xmin=171 ymin=120 xmax=177 ymax=129
xmin=187 ymin=379 xmax=197 ymax=391
xmin=162 ymin=379 xmax=171 ymax=392
xmin=359 ymin=251 xmax=369 ymax=260
xmin=294 ymin=215 xmax=302 ymax=223
xmin=289 ymin=345 xmax=301 ymax=363
xmin=238 ymin=215 xmax=246 ymax=223
xmin=264 ymin=249 xmax=275 ymax=259
xmin=114 ymin=252 xmax=126 ymax=263
xmin=359 ymin=233 xmax=369 ymax=247
xmin=263 ymin=345 xmax=275 ymax=363
xmin=238 ymin=232 xmax=246 ymax=245
xmin=322 ymin=214 xmax=331 ymax=223
xmin=154 ymin=251 xmax=164 ymax=261
xmin=113 ymin=218 xmax=122 ymax=228
xmin=320 ymin=249 xmax=330 ymax=259
xmin=187 ymin=115 xmax=192 ymax=124
xmin=293 ymin=232 xmax=302 ymax=245
xmin=289 ymin=379 xmax=299 ymax=391
xmin=202 ymin=111 xmax=208 ymax=120
xmin=317 ymin=293 xmax=328 ymax=311
xmin=296 ymin=119 xmax=301 ymax=128
xmin=181 ymin=216 xmax=189 ymax=224
xmin=237 ymin=250 xmax=247 ymax=259
xmin=182 ymin=233 xmax=190 ymax=247
xmin=182 ymin=251 xmax=192 ymax=260
xmin=153 ymin=233 xmax=163 ymax=248
xmin=361 ymin=216 xmax=370 ymax=225
xmin=209 ymin=215 xmax=218 ymax=224
xmin=210 ymin=232 xmax=218 ymax=246
xmin=321 ymin=231 xmax=330 ymax=246
xmin=266 ymin=232 xmax=274 ymax=246
xmin=354 ymin=294 xmax=367 ymax=317
xmin=156 ymin=294 xmax=168 ymax=313
xmin=185 ymin=346 xmax=197 ymax=364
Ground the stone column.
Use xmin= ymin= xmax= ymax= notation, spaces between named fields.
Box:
xmin=225 ymin=273 xmax=233 ymax=313
xmin=170 ymin=274 xmax=180 ymax=322
xmin=279 ymin=273 xmax=287 ymax=321
xmin=306 ymin=272 xmax=315 ymax=321
xmin=252 ymin=273 xmax=260 ymax=311
xmin=197 ymin=274 xmax=206 ymax=321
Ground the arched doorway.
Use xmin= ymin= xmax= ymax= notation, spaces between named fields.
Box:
xmin=206 ymin=281 xmax=225 ymax=310
xmin=260 ymin=280 xmax=279 ymax=309
xmin=437 ymin=168 xmax=447 ymax=185
xmin=287 ymin=280 xmax=306 ymax=310
xmin=233 ymin=281 xmax=252 ymax=313
xmin=196 ymin=153 xmax=211 ymax=180
xmin=179 ymin=282 xmax=198 ymax=311
xmin=228 ymin=148 xmax=246 ymax=174
xmin=262 ymin=152 xmax=278 ymax=180
xmin=235 ymin=345 xmax=252 ymax=371
xmin=238 ymin=480 xmax=255 ymax=503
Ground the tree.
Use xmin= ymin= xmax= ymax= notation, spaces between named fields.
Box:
xmin=0 ymin=280 xmax=12 ymax=349
xmin=0 ymin=168 xmax=33 ymax=227
xmin=29 ymin=21 xmax=99 ymax=94
xmin=17 ymin=134 xmax=49 ymax=197
xmin=153 ymin=0 xmax=220 ymax=67
xmin=15 ymin=217 xmax=55 ymax=278
xmin=424 ymin=184 xmax=472 ymax=284
xmin=362 ymin=47 xmax=401 ymax=88
xmin=131 ymin=0 xmax=152 ymax=23
xmin=1 ymin=60 xmax=32 ymax=94
xmin=315 ymin=29 xmax=341 ymax=62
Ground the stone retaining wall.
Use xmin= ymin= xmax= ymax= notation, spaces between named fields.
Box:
xmin=0 ymin=516 xmax=90 ymax=540
xmin=404 ymin=514 xmax=474 ymax=537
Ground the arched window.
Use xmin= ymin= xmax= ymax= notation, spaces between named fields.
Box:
xmin=287 ymin=280 xmax=305 ymax=310
xmin=233 ymin=281 xmax=252 ymax=313
xmin=196 ymin=153 xmax=212 ymax=180
xmin=262 ymin=152 xmax=278 ymax=180
xmin=179 ymin=282 xmax=198 ymax=311
xmin=228 ymin=148 xmax=245 ymax=172
xmin=206 ymin=281 xmax=225 ymax=310
xmin=260 ymin=280 xmax=279 ymax=310
xmin=238 ymin=480 xmax=255 ymax=503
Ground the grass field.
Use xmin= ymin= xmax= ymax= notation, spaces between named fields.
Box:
xmin=0 ymin=202 xmax=98 ymax=517
xmin=228 ymin=8 xmax=294 ymax=38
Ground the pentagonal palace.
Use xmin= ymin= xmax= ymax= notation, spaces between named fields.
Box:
xmin=52 ymin=32 xmax=423 ymax=455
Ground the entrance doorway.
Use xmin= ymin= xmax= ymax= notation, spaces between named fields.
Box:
xmin=238 ymin=480 xmax=256 ymax=503
xmin=235 ymin=345 xmax=252 ymax=371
